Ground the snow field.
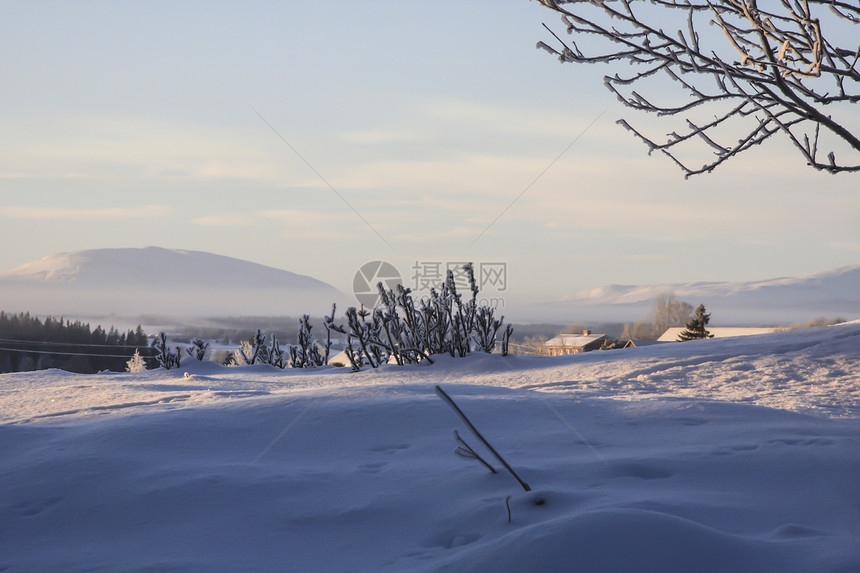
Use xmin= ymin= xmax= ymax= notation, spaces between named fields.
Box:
xmin=1 ymin=321 xmax=858 ymax=571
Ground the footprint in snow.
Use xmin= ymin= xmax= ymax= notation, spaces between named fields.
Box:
xmin=605 ymin=463 xmax=674 ymax=480
xmin=10 ymin=496 xmax=61 ymax=517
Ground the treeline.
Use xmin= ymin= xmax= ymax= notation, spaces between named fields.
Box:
xmin=0 ymin=312 xmax=149 ymax=374
xmin=161 ymin=315 xmax=329 ymax=347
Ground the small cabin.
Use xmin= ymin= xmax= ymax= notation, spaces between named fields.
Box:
xmin=543 ymin=330 xmax=606 ymax=356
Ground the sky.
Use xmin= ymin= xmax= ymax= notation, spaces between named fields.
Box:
xmin=2 ymin=1 xmax=859 ymax=310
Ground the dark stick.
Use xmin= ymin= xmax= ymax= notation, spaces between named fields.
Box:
xmin=453 ymin=429 xmax=497 ymax=474
xmin=435 ymin=385 xmax=531 ymax=492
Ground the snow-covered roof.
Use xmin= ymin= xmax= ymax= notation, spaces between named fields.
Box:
xmin=657 ymin=327 xmax=780 ymax=342
xmin=327 ymin=350 xmax=350 ymax=366
xmin=626 ymin=339 xmax=664 ymax=347
xmin=326 ymin=350 xmax=403 ymax=366
xmin=544 ymin=333 xmax=606 ymax=348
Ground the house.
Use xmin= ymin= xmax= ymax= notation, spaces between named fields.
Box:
xmin=327 ymin=349 xmax=406 ymax=367
xmin=657 ymin=327 xmax=780 ymax=342
xmin=327 ymin=349 xmax=350 ymax=366
xmin=543 ymin=330 xmax=606 ymax=356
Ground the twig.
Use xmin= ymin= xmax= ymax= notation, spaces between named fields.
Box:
xmin=435 ymin=385 xmax=531 ymax=492
xmin=452 ymin=429 xmax=497 ymax=473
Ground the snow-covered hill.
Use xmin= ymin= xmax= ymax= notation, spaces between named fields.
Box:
xmin=0 ymin=247 xmax=348 ymax=317
xmin=1 ymin=322 xmax=858 ymax=571
xmin=544 ymin=264 xmax=860 ymax=324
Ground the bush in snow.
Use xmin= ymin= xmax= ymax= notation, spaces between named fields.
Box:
xmin=229 ymin=330 xmax=276 ymax=366
xmin=268 ymin=334 xmax=286 ymax=368
xmin=473 ymin=305 xmax=512 ymax=354
xmin=289 ymin=315 xmax=326 ymax=369
xmin=152 ymin=332 xmax=181 ymax=370
xmin=186 ymin=337 xmax=209 ymax=361
xmin=125 ymin=349 xmax=147 ymax=373
xmin=230 ymin=340 xmax=254 ymax=366
xmin=321 ymin=263 xmax=511 ymax=371
xmin=210 ymin=349 xmax=234 ymax=365
xmin=224 ymin=263 xmax=510 ymax=372
xmin=250 ymin=329 xmax=269 ymax=365
xmin=226 ymin=331 xmax=292 ymax=368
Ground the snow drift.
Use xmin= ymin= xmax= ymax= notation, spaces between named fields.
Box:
xmin=1 ymin=322 xmax=858 ymax=572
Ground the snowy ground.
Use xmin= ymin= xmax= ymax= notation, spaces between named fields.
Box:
xmin=1 ymin=322 xmax=858 ymax=572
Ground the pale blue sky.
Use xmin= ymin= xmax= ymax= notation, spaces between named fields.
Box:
xmin=2 ymin=1 xmax=859 ymax=308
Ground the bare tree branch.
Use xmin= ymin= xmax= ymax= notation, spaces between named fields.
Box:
xmin=535 ymin=0 xmax=860 ymax=176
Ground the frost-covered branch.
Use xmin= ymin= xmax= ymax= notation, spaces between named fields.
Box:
xmin=535 ymin=0 xmax=860 ymax=175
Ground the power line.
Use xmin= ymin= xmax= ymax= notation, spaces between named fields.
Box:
xmin=0 ymin=346 xmax=143 ymax=359
xmin=0 ymin=337 xmax=145 ymax=349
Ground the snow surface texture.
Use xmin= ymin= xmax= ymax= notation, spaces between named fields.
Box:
xmin=1 ymin=323 xmax=859 ymax=572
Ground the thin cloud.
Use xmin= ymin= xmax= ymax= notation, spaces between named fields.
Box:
xmin=827 ymin=241 xmax=860 ymax=253
xmin=190 ymin=215 xmax=259 ymax=227
xmin=338 ymin=128 xmax=426 ymax=144
xmin=1 ymin=114 xmax=288 ymax=182
xmin=260 ymin=209 xmax=355 ymax=225
xmin=191 ymin=209 xmax=358 ymax=228
xmin=418 ymin=97 xmax=620 ymax=140
xmin=191 ymin=209 xmax=366 ymax=241
xmin=0 ymin=205 xmax=173 ymax=221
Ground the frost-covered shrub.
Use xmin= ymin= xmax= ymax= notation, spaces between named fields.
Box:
xmin=472 ymin=306 xmax=504 ymax=353
xmin=266 ymin=263 xmax=511 ymax=372
xmin=290 ymin=315 xmax=327 ymax=368
xmin=320 ymin=263 xmax=512 ymax=371
xmin=186 ymin=338 xmax=209 ymax=361
xmin=250 ymin=329 xmax=269 ymax=365
xmin=229 ymin=331 xmax=273 ymax=366
xmin=210 ymin=349 xmax=233 ymax=365
xmin=230 ymin=340 xmax=254 ymax=366
xmin=152 ymin=332 xmax=181 ymax=370
xmin=268 ymin=334 xmax=286 ymax=368
xmin=125 ymin=349 xmax=147 ymax=373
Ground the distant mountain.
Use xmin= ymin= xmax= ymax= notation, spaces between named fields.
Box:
xmin=542 ymin=265 xmax=860 ymax=325
xmin=0 ymin=247 xmax=348 ymax=318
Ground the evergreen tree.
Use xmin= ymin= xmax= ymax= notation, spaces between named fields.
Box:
xmin=0 ymin=311 xmax=150 ymax=373
xmin=677 ymin=304 xmax=713 ymax=341
xmin=133 ymin=325 xmax=147 ymax=346
xmin=126 ymin=350 xmax=147 ymax=373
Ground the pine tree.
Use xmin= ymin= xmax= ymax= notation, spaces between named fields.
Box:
xmin=133 ymin=324 xmax=147 ymax=346
xmin=126 ymin=349 xmax=147 ymax=373
xmin=677 ymin=304 xmax=713 ymax=341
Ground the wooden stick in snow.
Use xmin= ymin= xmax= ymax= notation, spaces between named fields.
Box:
xmin=435 ymin=385 xmax=531 ymax=492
